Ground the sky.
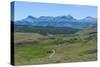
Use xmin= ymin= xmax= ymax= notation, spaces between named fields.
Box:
xmin=12 ymin=1 xmax=97 ymax=21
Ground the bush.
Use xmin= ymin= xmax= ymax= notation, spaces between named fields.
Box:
xmin=47 ymin=50 xmax=53 ymax=53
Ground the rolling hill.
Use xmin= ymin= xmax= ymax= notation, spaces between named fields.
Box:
xmin=14 ymin=27 xmax=97 ymax=65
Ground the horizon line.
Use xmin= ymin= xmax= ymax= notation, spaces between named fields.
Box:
xmin=14 ymin=15 xmax=97 ymax=21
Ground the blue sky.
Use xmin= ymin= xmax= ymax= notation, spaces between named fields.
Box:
xmin=13 ymin=1 xmax=97 ymax=21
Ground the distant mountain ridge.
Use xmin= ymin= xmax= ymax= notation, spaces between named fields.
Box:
xmin=14 ymin=15 xmax=97 ymax=29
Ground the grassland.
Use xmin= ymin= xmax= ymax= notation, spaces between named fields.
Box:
xmin=14 ymin=28 xmax=97 ymax=65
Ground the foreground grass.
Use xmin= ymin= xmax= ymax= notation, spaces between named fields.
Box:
xmin=14 ymin=31 xmax=97 ymax=65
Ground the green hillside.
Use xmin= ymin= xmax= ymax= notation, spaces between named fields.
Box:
xmin=14 ymin=25 xmax=80 ymax=34
xmin=14 ymin=27 xmax=97 ymax=65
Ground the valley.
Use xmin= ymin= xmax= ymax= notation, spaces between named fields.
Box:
xmin=11 ymin=1 xmax=97 ymax=66
xmin=14 ymin=27 xmax=97 ymax=65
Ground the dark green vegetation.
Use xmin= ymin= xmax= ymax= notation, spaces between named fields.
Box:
xmin=14 ymin=27 xmax=97 ymax=65
xmin=14 ymin=25 xmax=80 ymax=34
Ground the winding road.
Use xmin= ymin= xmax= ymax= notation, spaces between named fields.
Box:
xmin=48 ymin=49 xmax=56 ymax=58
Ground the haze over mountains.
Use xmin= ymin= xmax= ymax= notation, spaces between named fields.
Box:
xmin=14 ymin=15 xmax=97 ymax=29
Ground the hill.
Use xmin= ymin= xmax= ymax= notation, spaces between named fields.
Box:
xmin=14 ymin=27 xmax=97 ymax=65
xmin=14 ymin=25 xmax=80 ymax=34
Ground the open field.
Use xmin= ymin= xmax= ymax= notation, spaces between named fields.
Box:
xmin=14 ymin=28 xmax=97 ymax=65
xmin=12 ymin=1 xmax=97 ymax=66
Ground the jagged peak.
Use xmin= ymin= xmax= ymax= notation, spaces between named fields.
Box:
xmin=55 ymin=15 xmax=74 ymax=20
xmin=27 ymin=15 xmax=36 ymax=19
xmin=66 ymin=14 xmax=73 ymax=19
xmin=84 ymin=16 xmax=96 ymax=20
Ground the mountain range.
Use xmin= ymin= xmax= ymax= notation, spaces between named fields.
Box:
xmin=14 ymin=15 xmax=97 ymax=29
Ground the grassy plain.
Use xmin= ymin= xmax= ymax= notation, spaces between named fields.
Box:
xmin=14 ymin=28 xmax=97 ymax=65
